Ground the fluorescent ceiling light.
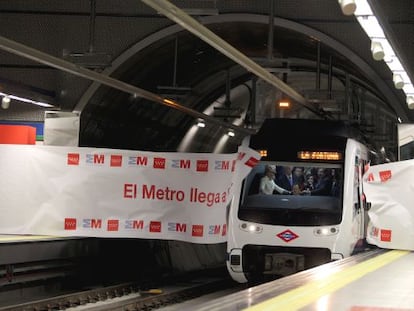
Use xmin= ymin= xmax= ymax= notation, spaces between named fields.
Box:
xmin=0 ymin=91 xmax=53 ymax=108
xmin=338 ymin=0 xmax=356 ymax=16
xmin=350 ymin=0 xmax=414 ymax=106
xmin=393 ymin=73 xmax=404 ymax=89
xmin=371 ymin=41 xmax=384 ymax=61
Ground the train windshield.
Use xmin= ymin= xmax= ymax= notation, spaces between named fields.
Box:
xmin=238 ymin=162 xmax=343 ymax=226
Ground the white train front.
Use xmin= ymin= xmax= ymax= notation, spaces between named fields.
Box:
xmin=226 ymin=118 xmax=373 ymax=283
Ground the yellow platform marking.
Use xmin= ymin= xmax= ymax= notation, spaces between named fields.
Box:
xmin=0 ymin=235 xmax=63 ymax=242
xmin=244 ymin=250 xmax=409 ymax=311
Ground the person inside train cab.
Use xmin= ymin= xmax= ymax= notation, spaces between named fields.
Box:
xmin=292 ymin=166 xmax=305 ymax=190
xmin=276 ymin=166 xmax=293 ymax=191
xmin=302 ymin=168 xmax=332 ymax=196
xmin=260 ymin=165 xmax=291 ymax=195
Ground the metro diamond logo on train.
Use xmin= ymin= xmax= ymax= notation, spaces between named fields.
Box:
xmin=277 ymin=229 xmax=299 ymax=242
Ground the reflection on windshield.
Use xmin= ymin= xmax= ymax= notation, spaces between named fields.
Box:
xmin=239 ymin=163 xmax=343 ymax=226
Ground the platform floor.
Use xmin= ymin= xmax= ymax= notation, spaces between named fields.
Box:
xmin=192 ymin=249 xmax=414 ymax=311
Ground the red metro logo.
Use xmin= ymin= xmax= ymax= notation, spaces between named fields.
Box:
xmin=276 ymin=229 xmax=299 ymax=242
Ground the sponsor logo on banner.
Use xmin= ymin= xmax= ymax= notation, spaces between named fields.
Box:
xmin=277 ymin=229 xmax=299 ymax=242
xmin=128 ymin=155 xmax=148 ymax=166
xmin=231 ymin=160 xmax=236 ymax=172
xmin=168 ymin=222 xmax=187 ymax=233
xmin=107 ymin=219 xmax=119 ymax=231
xmin=67 ymin=153 xmax=80 ymax=165
xmin=208 ymin=224 xmax=223 ymax=235
xmin=171 ymin=159 xmax=191 ymax=169
xmin=153 ymin=157 xmax=166 ymax=169
xmin=110 ymin=155 xmax=122 ymax=167
xmin=196 ymin=160 xmax=208 ymax=172
xmin=192 ymin=225 xmax=204 ymax=237
xmin=370 ymin=226 xmax=379 ymax=237
xmin=380 ymin=229 xmax=392 ymax=242
xmin=237 ymin=152 xmax=246 ymax=160
xmin=125 ymin=220 xmax=144 ymax=230
xmin=82 ymin=218 xmax=102 ymax=229
xmin=149 ymin=221 xmax=162 ymax=232
xmin=379 ymin=170 xmax=392 ymax=182
xmin=222 ymin=224 xmax=227 ymax=236
xmin=86 ymin=154 xmax=105 ymax=165
xmin=245 ymin=157 xmax=259 ymax=168
xmin=367 ymin=173 xmax=374 ymax=182
xmin=64 ymin=218 xmax=77 ymax=230
xmin=214 ymin=160 xmax=231 ymax=171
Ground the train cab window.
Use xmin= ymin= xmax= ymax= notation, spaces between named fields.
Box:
xmin=239 ymin=162 xmax=343 ymax=226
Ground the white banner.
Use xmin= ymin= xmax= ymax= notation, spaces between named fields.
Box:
xmin=363 ymin=159 xmax=414 ymax=250
xmin=0 ymin=144 xmax=259 ymax=243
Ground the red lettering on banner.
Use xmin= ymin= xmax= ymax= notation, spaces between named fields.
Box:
xmin=90 ymin=219 xmax=102 ymax=229
xmin=245 ymin=157 xmax=259 ymax=168
xmin=150 ymin=221 xmax=162 ymax=233
xmin=212 ymin=225 xmax=221 ymax=235
xmin=379 ymin=170 xmax=392 ymax=182
xmin=196 ymin=160 xmax=208 ymax=172
xmin=180 ymin=159 xmax=191 ymax=169
xmin=231 ymin=159 xmax=236 ymax=172
xmin=222 ymin=224 xmax=227 ymax=236
xmin=380 ymin=229 xmax=392 ymax=242
xmin=153 ymin=157 xmax=166 ymax=169
xmin=94 ymin=154 xmax=105 ymax=164
xmin=237 ymin=152 xmax=246 ymax=160
xmin=367 ymin=173 xmax=374 ymax=182
xmin=64 ymin=218 xmax=77 ymax=230
xmin=137 ymin=156 xmax=148 ymax=166
xmin=124 ymin=184 xmax=137 ymax=199
xmin=125 ymin=220 xmax=144 ymax=229
xmin=192 ymin=225 xmax=204 ymax=237
xmin=190 ymin=187 xmax=226 ymax=207
xmin=142 ymin=184 xmax=185 ymax=201
xmin=107 ymin=219 xmax=119 ymax=231
xmin=110 ymin=155 xmax=122 ymax=167
xmin=67 ymin=153 xmax=80 ymax=165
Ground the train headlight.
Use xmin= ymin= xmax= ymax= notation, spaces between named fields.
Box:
xmin=314 ymin=226 xmax=339 ymax=236
xmin=240 ymin=222 xmax=263 ymax=233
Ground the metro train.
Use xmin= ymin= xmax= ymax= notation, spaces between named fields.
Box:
xmin=227 ymin=118 xmax=375 ymax=283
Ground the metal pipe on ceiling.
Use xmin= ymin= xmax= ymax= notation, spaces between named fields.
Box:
xmin=141 ymin=0 xmax=320 ymax=115
xmin=0 ymin=35 xmax=255 ymax=136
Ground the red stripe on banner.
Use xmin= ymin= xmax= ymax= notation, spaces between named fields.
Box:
xmin=245 ymin=157 xmax=259 ymax=167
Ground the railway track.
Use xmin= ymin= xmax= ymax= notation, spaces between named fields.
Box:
xmin=0 ymin=275 xmax=243 ymax=311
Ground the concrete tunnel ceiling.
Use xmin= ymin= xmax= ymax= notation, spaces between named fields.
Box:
xmin=78 ymin=14 xmax=399 ymax=152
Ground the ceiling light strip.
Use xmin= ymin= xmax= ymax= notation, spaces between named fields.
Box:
xmin=0 ymin=91 xmax=54 ymax=108
xmin=352 ymin=0 xmax=414 ymax=107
